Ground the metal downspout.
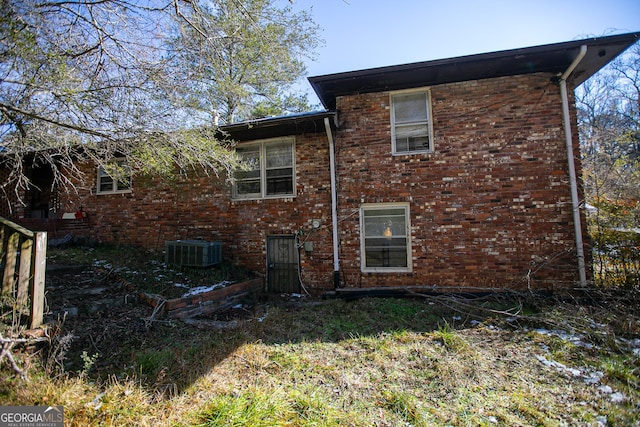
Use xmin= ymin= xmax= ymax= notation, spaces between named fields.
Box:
xmin=559 ymin=45 xmax=588 ymax=287
xmin=324 ymin=117 xmax=340 ymax=288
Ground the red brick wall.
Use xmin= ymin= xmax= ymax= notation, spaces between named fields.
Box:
xmin=60 ymin=133 xmax=336 ymax=291
xmin=334 ymin=74 xmax=587 ymax=290
xmin=2 ymin=73 xmax=589 ymax=292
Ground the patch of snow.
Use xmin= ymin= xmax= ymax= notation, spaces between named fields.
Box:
xmin=609 ymin=392 xmax=626 ymax=403
xmin=232 ymin=304 xmax=244 ymax=309
xmin=182 ymin=280 xmax=234 ymax=297
xmin=529 ymin=328 xmax=595 ymax=349
xmin=536 ymin=354 xmax=609 ymax=386
xmin=583 ymin=371 xmax=605 ymax=385
xmin=598 ymin=386 xmax=626 ymax=402
xmin=535 ymin=355 xmax=580 ymax=377
xmin=88 ymin=392 xmax=105 ymax=411
xmin=452 ymin=316 xmax=462 ymax=321
xmin=173 ymin=283 xmax=189 ymax=289
xmin=598 ymin=385 xmax=613 ymax=394
xmin=618 ymin=337 xmax=640 ymax=356
xmin=93 ymin=260 xmax=112 ymax=269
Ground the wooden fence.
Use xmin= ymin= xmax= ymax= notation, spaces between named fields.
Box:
xmin=0 ymin=217 xmax=47 ymax=328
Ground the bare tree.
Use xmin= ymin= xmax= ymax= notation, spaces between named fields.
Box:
xmin=0 ymin=0 xmax=320 ymax=208
xmin=578 ymin=42 xmax=640 ymax=228
xmin=577 ymin=42 xmax=640 ymax=287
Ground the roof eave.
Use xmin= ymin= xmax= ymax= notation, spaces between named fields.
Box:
xmin=309 ymin=32 xmax=640 ymax=110
xmin=218 ymin=111 xmax=337 ymax=142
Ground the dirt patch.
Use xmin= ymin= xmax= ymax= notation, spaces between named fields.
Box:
xmin=44 ymin=264 xmax=153 ymax=372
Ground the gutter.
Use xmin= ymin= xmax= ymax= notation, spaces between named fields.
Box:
xmin=324 ymin=117 xmax=340 ymax=288
xmin=558 ymin=45 xmax=588 ymax=287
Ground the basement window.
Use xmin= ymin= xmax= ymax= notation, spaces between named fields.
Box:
xmin=390 ymin=88 xmax=433 ymax=154
xmin=96 ymin=159 xmax=131 ymax=195
xmin=360 ymin=203 xmax=412 ymax=273
xmin=233 ymin=137 xmax=295 ymax=199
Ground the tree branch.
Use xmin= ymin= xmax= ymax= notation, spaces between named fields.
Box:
xmin=0 ymin=102 xmax=111 ymax=139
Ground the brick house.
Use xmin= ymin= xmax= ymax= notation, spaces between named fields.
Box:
xmin=3 ymin=32 xmax=639 ymax=294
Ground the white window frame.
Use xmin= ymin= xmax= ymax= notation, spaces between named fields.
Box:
xmin=390 ymin=87 xmax=434 ymax=155
xmin=233 ymin=137 xmax=296 ymax=200
xmin=96 ymin=158 xmax=132 ymax=195
xmin=360 ymin=203 xmax=412 ymax=273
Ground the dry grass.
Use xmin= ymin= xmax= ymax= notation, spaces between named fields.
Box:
xmin=2 ymin=294 xmax=639 ymax=426
xmin=2 ymin=244 xmax=639 ymax=426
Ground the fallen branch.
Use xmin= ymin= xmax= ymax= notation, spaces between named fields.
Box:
xmin=0 ymin=332 xmax=30 ymax=381
xmin=144 ymin=298 xmax=167 ymax=329
xmin=405 ymin=289 xmax=557 ymax=328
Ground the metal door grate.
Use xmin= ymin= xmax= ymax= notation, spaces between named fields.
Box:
xmin=266 ymin=235 xmax=300 ymax=293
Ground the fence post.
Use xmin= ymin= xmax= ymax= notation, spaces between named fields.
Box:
xmin=0 ymin=227 xmax=5 ymax=292
xmin=17 ymin=237 xmax=33 ymax=309
xmin=2 ymin=231 xmax=19 ymax=297
xmin=29 ymin=232 xmax=47 ymax=329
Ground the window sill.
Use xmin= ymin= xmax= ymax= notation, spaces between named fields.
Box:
xmin=96 ymin=190 xmax=132 ymax=196
xmin=362 ymin=267 xmax=413 ymax=274
xmin=232 ymin=194 xmax=296 ymax=202
xmin=392 ymin=149 xmax=434 ymax=156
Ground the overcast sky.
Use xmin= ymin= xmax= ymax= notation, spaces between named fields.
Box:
xmin=286 ymin=0 xmax=639 ymax=104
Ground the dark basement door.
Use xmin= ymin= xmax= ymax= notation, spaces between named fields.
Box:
xmin=266 ymin=235 xmax=300 ymax=293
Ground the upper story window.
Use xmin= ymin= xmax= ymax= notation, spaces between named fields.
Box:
xmin=390 ymin=88 xmax=433 ymax=154
xmin=360 ymin=203 xmax=412 ymax=273
xmin=96 ymin=159 xmax=131 ymax=195
xmin=233 ymin=138 xmax=295 ymax=199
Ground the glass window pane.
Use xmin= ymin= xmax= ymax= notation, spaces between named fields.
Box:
xmin=365 ymin=246 xmax=408 ymax=268
xmin=393 ymin=91 xmax=431 ymax=153
xmin=266 ymin=177 xmax=293 ymax=195
xmin=236 ymin=169 xmax=260 ymax=180
xmin=237 ymin=147 xmax=260 ymax=170
xmin=363 ymin=216 xmax=387 ymax=236
xmin=266 ymin=168 xmax=293 ymax=178
xmin=98 ymin=162 xmax=131 ymax=193
xmin=115 ymin=164 xmax=131 ymax=190
xmin=266 ymin=142 xmax=292 ymax=168
xmin=393 ymin=92 xmax=427 ymax=123
xmin=234 ymin=140 xmax=295 ymax=199
xmin=266 ymin=169 xmax=293 ymax=195
xmin=266 ymin=140 xmax=293 ymax=194
xmin=362 ymin=206 xmax=409 ymax=269
xmin=99 ymin=175 xmax=113 ymax=192
xmin=395 ymin=123 xmax=429 ymax=139
xmin=395 ymin=135 xmax=430 ymax=152
xmin=237 ymin=180 xmax=261 ymax=195
xmin=116 ymin=178 xmax=131 ymax=191
xmin=235 ymin=145 xmax=262 ymax=196
xmin=365 ymin=237 xmax=407 ymax=248
xmin=364 ymin=210 xmax=406 ymax=238
xmin=364 ymin=208 xmax=406 ymax=218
